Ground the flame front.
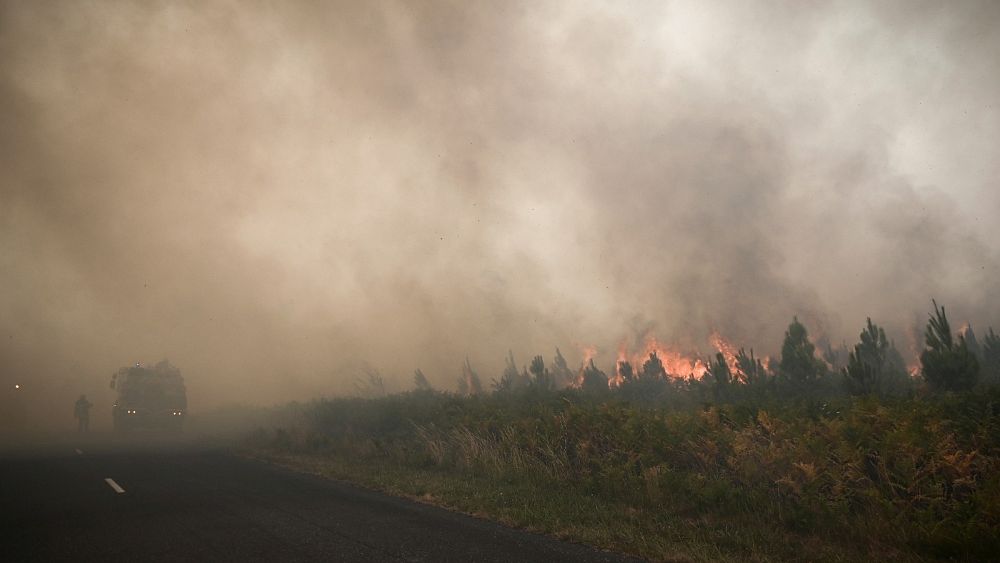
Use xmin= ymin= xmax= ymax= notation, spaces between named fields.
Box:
xmin=584 ymin=332 xmax=757 ymax=386
xmin=624 ymin=337 xmax=707 ymax=380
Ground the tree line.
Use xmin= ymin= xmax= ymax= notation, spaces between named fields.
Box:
xmin=408 ymin=301 xmax=1000 ymax=403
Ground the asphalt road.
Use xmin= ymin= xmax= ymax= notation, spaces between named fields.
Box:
xmin=0 ymin=435 xmax=640 ymax=562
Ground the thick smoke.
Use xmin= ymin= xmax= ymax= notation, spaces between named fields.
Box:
xmin=2 ymin=1 xmax=999 ymax=425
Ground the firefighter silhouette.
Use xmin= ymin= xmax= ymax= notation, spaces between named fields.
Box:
xmin=74 ymin=394 xmax=92 ymax=432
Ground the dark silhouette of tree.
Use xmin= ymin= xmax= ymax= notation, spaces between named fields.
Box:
xmin=413 ymin=369 xmax=433 ymax=392
xmin=920 ymin=301 xmax=979 ymax=392
xmin=528 ymin=355 xmax=544 ymax=378
xmin=735 ymin=347 xmax=768 ymax=387
xmin=706 ymin=352 xmax=732 ymax=401
xmin=616 ymin=360 xmax=634 ymax=384
xmin=505 ymin=350 xmax=521 ymax=384
xmin=552 ymin=348 xmax=575 ymax=388
xmin=982 ymin=327 xmax=1000 ymax=386
xmin=493 ymin=350 xmax=524 ymax=392
xmin=354 ymin=368 xmax=386 ymax=398
xmin=620 ymin=354 xmax=673 ymax=401
xmin=779 ymin=317 xmax=824 ymax=384
xmin=962 ymin=324 xmax=982 ymax=361
xmin=458 ymin=357 xmax=483 ymax=395
xmin=529 ymin=355 xmax=553 ymax=390
xmin=578 ymin=359 xmax=608 ymax=393
xmin=843 ymin=318 xmax=909 ymax=396
xmin=641 ymin=351 xmax=667 ymax=380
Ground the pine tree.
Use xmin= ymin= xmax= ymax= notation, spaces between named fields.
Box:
xmin=493 ymin=350 xmax=523 ymax=391
xmin=735 ymin=347 xmax=767 ymax=387
xmin=551 ymin=348 xmax=575 ymax=387
xmin=963 ymin=324 xmax=983 ymax=361
xmin=641 ymin=351 xmax=667 ymax=380
xmin=843 ymin=318 xmax=907 ymax=396
xmin=529 ymin=355 xmax=553 ymax=390
xmin=354 ymin=369 xmax=385 ymax=398
xmin=413 ymin=369 xmax=433 ymax=392
xmin=460 ymin=357 xmax=483 ymax=395
xmin=578 ymin=359 xmax=608 ymax=393
xmin=779 ymin=317 xmax=824 ymax=384
xmin=920 ymin=301 xmax=979 ymax=392
xmin=618 ymin=353 xmax=672 ymax=400
xmin=706 ymin=352 xmax=732 ymax=401
xmin=981 ymin=327 xmax=1000 ymax=386
xmin=616 ymin=360 xmax=634 ymax=383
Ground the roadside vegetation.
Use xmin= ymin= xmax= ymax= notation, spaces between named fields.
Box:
xmin=240 ymin=303 xmax=1000 ymax=562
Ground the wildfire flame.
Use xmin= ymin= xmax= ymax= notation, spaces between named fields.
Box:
xmin=582 ymin=332 xmax=751 ymax=388
xmin=571 ymin=345 xmax=600 ymax=388
xmin=905 ymin=328 xmax=922 ymax=378
xmin=709 ymin=331 xmax=740 ymax=374
xmin=607 ymin=343 xmax=629 ymax=388
xmin=623 ymin=336 xmax=702 ymax=380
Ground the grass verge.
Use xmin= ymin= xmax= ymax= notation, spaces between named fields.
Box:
xmin=229 ymin=389 xmax=1000 ymax=562
xmin=241 ymin=447 xmax=906 ymax=562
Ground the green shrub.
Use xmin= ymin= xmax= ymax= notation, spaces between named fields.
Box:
xmin=249 ymin=388 xmax=1000 ymax=559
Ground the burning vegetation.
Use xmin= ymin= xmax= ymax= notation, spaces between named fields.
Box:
xmin=243 ymin=301 xmax=1000 ymax=561
xmin=419 ymin=301 xmax=999 ymax=403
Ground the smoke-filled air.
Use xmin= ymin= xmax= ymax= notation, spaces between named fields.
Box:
xmin=3 ymin=1 xmax=1000 ymax=427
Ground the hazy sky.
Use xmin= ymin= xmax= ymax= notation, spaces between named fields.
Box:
xmin=2 ymin=1 xmax=999 ymax=420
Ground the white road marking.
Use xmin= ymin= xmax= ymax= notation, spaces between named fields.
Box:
xmin=105 ymin=478 xmax=125 ymax=494
xmin=75 ymin=448 xmax=83 ymax=455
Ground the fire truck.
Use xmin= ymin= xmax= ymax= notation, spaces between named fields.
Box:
xmin=110 ymin=360 xmax=187 ymax=431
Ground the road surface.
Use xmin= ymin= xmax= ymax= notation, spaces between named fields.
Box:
xmin=0 ymin=436 xmax=639 ymax=562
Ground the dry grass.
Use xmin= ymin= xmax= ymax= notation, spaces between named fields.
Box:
xmin=239 ymin=389 xmax=1000 ymax=561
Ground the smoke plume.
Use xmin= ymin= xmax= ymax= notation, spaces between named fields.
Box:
xmin=2 ymin=1 xmax=999 ymax=424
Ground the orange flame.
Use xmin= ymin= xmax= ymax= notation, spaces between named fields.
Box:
xmin=709 ymin=331 xmax=740 ymax=374
xmin=606 ymin=342 xmax=629 ymax=388
xmin=572 ymin=345 xmax=600 ymax=388
xmin=585 ymin=333 xmax=766 ymax=386
xmin=629 ymin=336 xmax=706 ymax=380
xmin=905 ymin=328 xmax=922 ymax=374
